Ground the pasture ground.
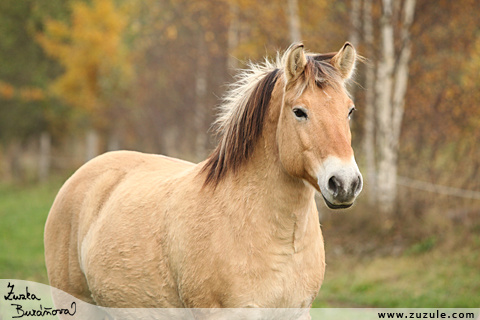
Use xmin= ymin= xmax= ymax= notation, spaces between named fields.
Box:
xmin=0 ymin=179 xmax=478 ymax=307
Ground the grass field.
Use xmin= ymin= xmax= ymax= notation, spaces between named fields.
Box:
xmin=0 ymin=180 xmax=61 ymax=283
xmin=0 ymin=179 xmax=478 ymax=307
xmin=315 ymin=248 xmax=480 ymax=307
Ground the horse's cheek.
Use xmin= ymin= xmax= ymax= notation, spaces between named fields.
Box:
xmin=277 ymin=120 xmax=304 ymax=178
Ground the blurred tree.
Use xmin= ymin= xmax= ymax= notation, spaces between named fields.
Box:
xmin=360 ymin=0 xmax=416 ymax=215
xmin=125 ymin=0 xmax=344 ymax=161
xmin=227 ymin=0 xmax=240 ymax=70
xmin=37 ymin=0 xmax=132 ymax=161
xmin=399 ymin=0 xmax=480 ymax=209
xmin=194 ymin=28 xmax=208 ymax=160
xmin=377 ymin=0 xmax=414 ymax=215
xmin=345 ymin=0 xmax=480 ymax=217
xmin=0 ymin=0 xmax=70 ymax=181
xmin=361 ymin=0 xmax=376 ymax=206
xmin=348 ymin=0 xmax=361 ymax=48
xmin=287 ymin=0 xmax=302 ymax=43
xmin=2 ymin=0 xmax=479 ymax=202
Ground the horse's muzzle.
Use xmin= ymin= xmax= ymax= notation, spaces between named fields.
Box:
xmin=318 ymin=156 xmax=363 ymax=209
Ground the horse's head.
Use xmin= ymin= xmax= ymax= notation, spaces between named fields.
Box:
xmin=277 ymin=43 xmax=362 ymax=209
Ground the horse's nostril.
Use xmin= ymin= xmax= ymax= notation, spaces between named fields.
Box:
xmin=355 ymin=176 xmax=363 ymax=193
xmin=351 ymin=179 xmax=358 ymax=193
xmin=328 ymin=176 xmax=340 ymax=196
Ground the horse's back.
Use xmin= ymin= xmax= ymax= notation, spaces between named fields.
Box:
xmin=44 ymin=151 xmax=194 ymax=305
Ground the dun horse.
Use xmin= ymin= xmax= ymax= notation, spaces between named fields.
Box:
xmin=45 ymin=43 xmax=362 ymax=309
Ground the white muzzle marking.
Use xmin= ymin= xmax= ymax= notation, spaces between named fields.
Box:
xmin=317 ymin=156 xmax=363 ymax=209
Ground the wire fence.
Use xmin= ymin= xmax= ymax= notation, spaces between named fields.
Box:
xmin=397 ymin=175 xmax=480 ymax=200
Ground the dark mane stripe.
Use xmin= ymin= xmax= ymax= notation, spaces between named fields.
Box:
xmin=201 ymin=69 xmax=280 ymax=187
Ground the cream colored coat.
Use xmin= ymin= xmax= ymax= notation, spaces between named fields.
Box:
xmin=44 ymin=43 xmax=361 ymax=310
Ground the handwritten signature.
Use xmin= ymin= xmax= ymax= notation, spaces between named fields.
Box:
xmin=4 ymin=282 xmax=76 ymax=318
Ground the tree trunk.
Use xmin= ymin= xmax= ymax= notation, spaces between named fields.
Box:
xmin=348 ymin=0 xmax=362 ymax=97
xmin=227 ymin=2 xmax=240 ymax=70
xmin=349 ymin=0 xmax=362 ymax=48
xmin=375 ymin=0 xmax=416 ymax=215
xmin=38 ymin=131 xmax=51 ymax=182
xmin=7 ymin=140 xmax=22 ymax=181
xmin=287 ymin=0 xmax=302 ymax=43
xmin=85 ymin=128 xmax=99 ymax=162
xmin=392 ymin=0 xmax=416 ymax=149
xmin=107 ymin=126 xmax=121 ymax=152
xmin=375 ymin=0 xmax=396 ymax=214
xmin=194 ymin=36 xmax=208 ymax=161
xmin=362 ymin=0 xmax=377 ymax=206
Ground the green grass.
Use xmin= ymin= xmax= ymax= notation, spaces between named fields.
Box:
xmin=0 ymin=179 xmax=63 ymax=283
xmin=314 ymin=245 xmax=480 ymax=307
xmin=0 ymin=180 xmax=479 ymax=307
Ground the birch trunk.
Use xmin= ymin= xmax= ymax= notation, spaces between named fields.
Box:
xmin=349 ymin=0 xmax=361 ymax=48
xmin=375 ymin=0 xmax=396 ymax=214
xmin=85 ymin=128 xmax=99 ymax=162
xmin=392 ymin=0 xmax=416 ymax=149
xmin=107 ymin=133 xmax=120 ymax=152
xmin=7 ymin=140 xmax=22 ymax=181
xmin=38 ymin=131 xmax=51 ymax=182
xmin=194 ymin=36 xmax=208 ymax=161
xmin=227 ymin=2 xmax=239 ymax=70
xmin=375 ymin=0 xmax=416 ymax=215
xmin=287 ymin=0 xmax=302 ymax=43
xmin=362 ymin=0 xmax=377 ymax=205
xmin=348 ymin=0 xmax=362 ymax=97
xmin=107 ymin=125 xmax=121 ymax=152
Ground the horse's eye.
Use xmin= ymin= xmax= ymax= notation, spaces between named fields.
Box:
xmin=293 ymin=108 xmax=308 ymax=120
xmin=348 ymin=107 xmax=356 ymax=119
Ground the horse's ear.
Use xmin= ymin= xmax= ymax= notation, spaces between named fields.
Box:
xmin=330 ymin=42 xmax=356 ymax=80
xmin=285 ymin=43 xmax=307 ymax=83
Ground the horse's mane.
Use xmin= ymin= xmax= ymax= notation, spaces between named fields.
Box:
xmin=201 ymin=48 xmax=343 ymax=187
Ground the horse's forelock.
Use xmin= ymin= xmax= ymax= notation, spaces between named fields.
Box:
xmin=306 ymin=56 xmax=344 ymax=91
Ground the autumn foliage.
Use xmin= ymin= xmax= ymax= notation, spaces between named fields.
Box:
xmin=0 ymin=0 xmax=479 ymax=219
xmin=36 ymin=0 xmax=132 ymax=127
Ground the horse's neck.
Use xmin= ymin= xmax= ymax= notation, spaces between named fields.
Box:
xmin=246 ymin=137 xmax=316 ymax=248
xmin=219 ymin=104 xmax=318 ymax=253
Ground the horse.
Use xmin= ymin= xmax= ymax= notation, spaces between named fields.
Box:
xmin=44 ymin=42 xmax=362 ymax=312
